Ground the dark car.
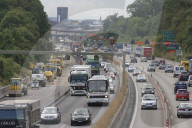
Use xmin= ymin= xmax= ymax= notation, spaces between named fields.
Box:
xmin=141 ymin=84 xmax=155 ymax=96
xmin=179 ymin=72 xmax=189 ymax=81
xmin=131 ymin=57 xmax=137 ymax=63
xmin=159 ymin=63 xmax=166 ymax=70
xmin=152 ymin=60 xmax=159 ymax=66
xmin=174 ymin=81 xmax=187 ymax=94
xmin=41 ymin=107 xmax=61 ymax=124
xmin=71 ymin=108 xmax=91 ymax=126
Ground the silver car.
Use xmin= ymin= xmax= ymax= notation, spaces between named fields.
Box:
xmin=133 ymin=69 xmax=141 ymax=76
xmin=147 ymin=63 xmax=156 ymax=72
xmin=136 ymin=74 xmax=147 ymax=82
xmin=165 ymin=65 xmax=173 ymax=73
xmin=141 ymin=94 xmax=157 ymax=110
xmin=141 ymin=84 xmax=155 ymax=97
xmin=141 ymin=57 xmax=147 ymax=62
xmin=41 ymin=107 xmax=61 ymax=124
xmin=177 ymin=103 xmax=192 ymax=118
xmin=128 ymin=65 xmax=136 ymax=72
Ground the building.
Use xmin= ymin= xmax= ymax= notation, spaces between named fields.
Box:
xmin=57 ymin=7 xmax=68 ymax=22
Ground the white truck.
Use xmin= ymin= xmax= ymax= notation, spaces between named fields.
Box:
xmin=0 ymin=100 xmax=40 ymax=128
xmin=32 ymin=68 xmax=46 ymax=87
xmin=69 ymin=65 xmax=91 ymax=95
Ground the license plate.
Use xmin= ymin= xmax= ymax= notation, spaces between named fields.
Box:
xmin=78 ymin=121 xmax=82 ymax=122
xmin=185 ymin=109 xmax=188 ymax=111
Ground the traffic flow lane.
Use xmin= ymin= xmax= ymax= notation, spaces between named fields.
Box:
xmin=135 ymin=58 xmax=192 ymax=128
xmin=40 ymin=68 xmax=120 ymax=128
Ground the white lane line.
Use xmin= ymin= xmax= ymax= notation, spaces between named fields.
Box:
xmin=129 ymin=74 xmax=139 ymax=128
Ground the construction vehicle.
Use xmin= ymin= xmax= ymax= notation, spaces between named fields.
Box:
xmin=180 ymin=61 xmax=189 ymax=71
xmin=49 ymin=59 xmax=62 ymax=76
xmin=43 ymin=64 xmax=54 ymax=82
xmin=0 ymin=100 xmax=40 ymax=128
xmin=29 ymin=62 xmax=34 ymax=69
xmin=57 ymin=56 xmax=65 ymax=67
xmin=32 ymin=68 xmax=46 ymax=87
xmin=9 ymin=78 xmax=28 ymax=97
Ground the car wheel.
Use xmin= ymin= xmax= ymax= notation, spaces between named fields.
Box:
xmin=177 ymin=114 xmax=180 ymax=118
xmin=187 ymin=98 xmax=189 ymax=101
xmin=87 ymin=103 xmax=91 ymax=106
xmin=71 ymin=122 xmax=74 ymax=126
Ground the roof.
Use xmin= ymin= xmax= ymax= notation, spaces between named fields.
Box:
xmin=89 ymin=75 xmax=107 ymax=80
xmin=71 ymin=70 xmax=88 ymax=75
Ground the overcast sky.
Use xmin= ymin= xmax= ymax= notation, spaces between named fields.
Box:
xmin=40 ymin=0 xmax=135 ymax=20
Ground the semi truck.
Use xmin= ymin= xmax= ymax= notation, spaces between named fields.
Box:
xmin=0 ymin=100 xmax=41 ymax=128
xmin=87 ymin=55 xmax=100 ymax=76
xmin=142 ymin=47 xmax=152 ymax=60
xmin=69 ymin=65 xmax=91 ymax=95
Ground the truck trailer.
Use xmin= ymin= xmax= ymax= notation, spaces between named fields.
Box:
xmin=0 ymin=100 xmax=41 ymax=128
xmin=142 ymin=47 xmax=152 ymax=60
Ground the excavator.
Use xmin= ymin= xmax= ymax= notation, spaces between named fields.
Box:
xmin=43 ymin=64 xmax=54 ymax=82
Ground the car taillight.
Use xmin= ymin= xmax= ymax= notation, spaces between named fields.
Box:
xmin=179 ymin=109 xmax=184 ymax=111
xmin=190 ymin=109 xmax=192 ymax=111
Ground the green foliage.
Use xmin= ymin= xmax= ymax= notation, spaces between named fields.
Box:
xmin=0 ymin=0 xmax=50 ymax=84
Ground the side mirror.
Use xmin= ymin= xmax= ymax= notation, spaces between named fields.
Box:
xmin=176 ymin=106 xmax=179 ymax=108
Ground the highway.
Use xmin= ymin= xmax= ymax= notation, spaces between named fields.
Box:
xmin=116 ymin=56 xmax=164 ymax=128
xmin=125 ymin=55 xmax=192 ymax=128
xmin=40 ymin=66 xmax=120 ymax=128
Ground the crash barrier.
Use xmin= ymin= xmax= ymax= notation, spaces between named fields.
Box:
xmin=108 ymin=71 xmax=130 ymax=128
xmin=0 ymin=85 xmax=10 ymax=98
xmin=147 ymin=75 xmax=170 ymax=128
xmin=0 ymin=76 xmax=31 ymax=99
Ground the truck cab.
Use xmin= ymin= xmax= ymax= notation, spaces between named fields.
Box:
xmin=173 ymin=66 xmax=185 ymax=77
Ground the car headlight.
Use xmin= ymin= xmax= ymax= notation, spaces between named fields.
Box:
xmin=85 ymin=118 xmax=88 ymax=120
xmin=72 ymin=117 xmax=75 ymax=120
xmin=87 ymin=96 xmax=90 ymax=98
xmin=41 ymin=115 xmax=45 ymax=119
xmin=105 ymin=95 xmax=108 ymax=98
xmin=151 ymin=91 xmax=154 ymax=93
xmin=53 ymin=115 xmax=58 ymax=118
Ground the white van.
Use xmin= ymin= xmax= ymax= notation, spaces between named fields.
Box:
xmin=173 ymin=66 xmax=185 ymax=77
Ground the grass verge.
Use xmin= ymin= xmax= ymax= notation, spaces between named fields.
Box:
xmin=92 ymin=60 xmax=128 ymax=128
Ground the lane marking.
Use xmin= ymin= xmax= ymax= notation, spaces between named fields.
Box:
xmin=129 ymin=73 xmax=139 ymax=128
xmin=60 ymin=124 xmax=66 ymax=128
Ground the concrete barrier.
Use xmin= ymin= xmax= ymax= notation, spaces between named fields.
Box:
xmin=0 ymin=85 xmax=10 ymax=98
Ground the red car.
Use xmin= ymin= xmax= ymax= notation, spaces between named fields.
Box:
xmin=158 ymin=60 xmax=165 ymax=66
xmin=176 ymin=89 xmax=189 ymax=101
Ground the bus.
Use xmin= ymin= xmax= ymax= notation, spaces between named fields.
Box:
xmin=86 ymin=75 xmax=110 ymax=106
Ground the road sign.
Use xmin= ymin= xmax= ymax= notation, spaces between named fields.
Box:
xmin=163 ymin=30 xmax=176 ymax=42
xmin=176 ymin=49 xmax=182 ymax=56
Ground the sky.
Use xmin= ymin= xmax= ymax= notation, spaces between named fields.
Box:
xmin=40 ymin=0 xmax=135 ymax=20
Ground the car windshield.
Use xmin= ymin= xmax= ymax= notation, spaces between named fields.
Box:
xmin=175 ymin=81 xmax=187 ymax=85
xmin=180 ymin=67 xmax=185 ymax=70
xmin=87 ymin=80 xmax=107 ymax=92
xmin=167 ymin=66 xmax=172 ymax=68
xmin=190 ymin=77 xmax=192 ymax=80
xmin=42 ymin=108 xmax=57 ymax=114
xmin=149 ymin=64 xmax=155 ymax=66
xmin=129 ymin=65 xmax=135 ymax=69
xmin=178 ymin=90 xmax=187 ymax=93
xmin=144 ymin=84 xmax=153 ymax=88
xmin=180 ymin=104 xmax=192 ymax=108
xmin=73 ymin=109 xmax=88 ymax=115
xmin=143 ymin=95 xmax=155 ymax=100
xmin=175 ymin=67 xmax=179 ymax=70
